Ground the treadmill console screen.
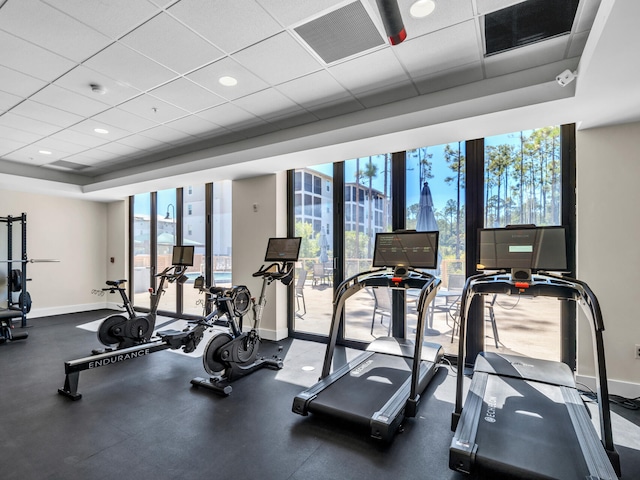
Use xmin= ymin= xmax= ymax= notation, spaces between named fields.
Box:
xmin=264 ymin=237 xmax=302 ymax=262
xmin=172 ymin=245 xmax=194 ymax=266
xmin=478 ymin=226 xmax=567 ymax=271
xmin=372 ymin=231 xmax=439 ymax=269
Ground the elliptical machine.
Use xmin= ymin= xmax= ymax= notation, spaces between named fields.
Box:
xmin=95 ymin=246 xmax=194 ymax=353
xmin=191 ymin=237 xmax=302 ymax=395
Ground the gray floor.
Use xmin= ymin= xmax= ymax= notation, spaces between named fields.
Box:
xmin=1 ymin=310 xmax=639 ymax=479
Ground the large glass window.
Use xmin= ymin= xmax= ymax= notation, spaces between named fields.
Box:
xmin=406 ymin=142 xmax=466 ymax=355
xmin=183 ymin=185 xmax=206 ymax=316
xmin=482 ymin=127 xmax=562 ymax=360
xmin=293 ymin=164 xmax=333 ymax=336
xmin=343 ymin=154 xmax=392 ymax=343
xmin=157 ymin=189 xmax=177 ymax=313
xmin=129 ymin=181 xmax=232 ymax=319
xmin=132 ymin=193 xmax=151 ymax=309
xmin=212 ymin=181 xmax=232 ymax=288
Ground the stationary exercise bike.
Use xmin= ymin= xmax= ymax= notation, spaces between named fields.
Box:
xmin=191 ymin=236 xmax=302 ymax=395
xmin=95 ymin=246 xmax=194 ymax=353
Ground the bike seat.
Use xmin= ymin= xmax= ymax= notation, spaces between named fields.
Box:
xmin=105 ymin=279 xmax=126 ymax=287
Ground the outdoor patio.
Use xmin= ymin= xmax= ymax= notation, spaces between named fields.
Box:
xmin=294 ymin=278 xmax=562 ymax=361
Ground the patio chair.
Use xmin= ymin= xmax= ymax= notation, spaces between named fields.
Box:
xmin=371 ymin=287 xmax=392 ymax=336
xmin=295 ymin=269 xmax=307 ymax=317
xmin=449 ymin=293 xmax=499 ymax=348
xmin=312 ymin=263 xmax=329 ymax=286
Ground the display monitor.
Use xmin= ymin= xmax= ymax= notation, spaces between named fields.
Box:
xmin=171 ymin=245 xmax=194 ymax=266
xmin=264 ymin=237 xmax=302 ymax=262
xmin=372 ymin=231 xmax=439 ymax=269
xmin=478 ymin=226 xmax=568 ymax=271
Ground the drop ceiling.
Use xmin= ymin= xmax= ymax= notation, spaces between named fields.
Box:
xmin=0 ymin=0 xmax=638 ymax=201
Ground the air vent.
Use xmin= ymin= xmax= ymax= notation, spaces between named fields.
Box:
xmin=295 ymin=1 xmax=385 ymax=64
xmin=484 ymin=0 xmax=580 ymax=56
xmin=47 ymin=160 xmax=89 ymax=171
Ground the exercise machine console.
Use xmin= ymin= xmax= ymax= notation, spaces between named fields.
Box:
xmin=449 ymin=225 xmax=620 ymax=479
xmin=292 ymin=230 xmax=444 ymax=441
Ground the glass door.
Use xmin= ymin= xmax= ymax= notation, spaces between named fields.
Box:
xmin=292 ymin=164 xmax=334 ymax=336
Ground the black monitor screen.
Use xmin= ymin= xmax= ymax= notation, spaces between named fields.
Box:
xmin=478 ymin=226 xmax=567 ymax=271
xmin=264 ymin=237 xmax=302 ymax=262
xmin=172 ymin=245 xmax=194 ymax=266
xmin=372 ymin=231 xmax=439 ymax=269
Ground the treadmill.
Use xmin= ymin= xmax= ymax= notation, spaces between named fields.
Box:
xmin=292 ymin=230 xmax=444 ymax=442
xmin=450 ymin=226 xmax=621 ymax=479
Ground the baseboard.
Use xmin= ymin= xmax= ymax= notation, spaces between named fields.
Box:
xmin=28 ymin=302 xmax=112 ymax=319
xmin=258 ymin=326 xmax=289 ymax=342
xmin=576 ymin=374 xmax=640 ymax=399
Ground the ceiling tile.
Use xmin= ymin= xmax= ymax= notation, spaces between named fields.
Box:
xmin=83 ymin=42 xmax=178 ymax=91
xmin=475 ymin=0 xmax=526 ymax=15
xmin=394 ymin=21 xmax=480 ymax=79
xmin=0 ymin=112 xmax=61 ymax=137
xmin=391 ymin=0 xmax=475 ymax=38
xmin=277 ymin=70 xmax=352 ymax=108
xmin=30 ymin=137 xmax=91 ymax=156
xmin=196 ymin=103 xmax=261 ymax=130
xmin=10 ymin=100 xmax=84 ymax=128
xmin=118 ymin=94 xmax=189 ymax=123
xmin=187 ymin=57 xmax=270 ymax=101
xmin=0 ymin=90 xmax=22 ymax=112
xmin=234 ymin=32 xmax=322 ymax=85
xmin=30 ymin=85 xmax=111 ymax=117
xmin=120 ymin=13 xmax=224 ymax=74
xmin=69 ymin=119 xmax=137 ymax=142
xmin=168 ymin=0 xmax=282 ymax=53
xmin=148 ymin=78 xmax=225 ymax=113
xmin=0 ymin=30 xmax=76 ymax=82
xmin=233 ymin=88 xmax=302 ymax=119
xmin=484 ymin=35 xmax=568 ymax=77
xmin=91 ymin=108 xmax=159 ymax=134
xmin=6 ymin=145 xmax=72 ymax=165
xmin=117 ymin=133 xmax=171 ymax=151
xmin=166 ymin=115 xmax=224 ymax=138
xmin=140 ymin=125 xmax=197 ymax=145
xmin=1 ymin=0 xmax=111 ymax=62
xmin=0 ymin=66 xmax=47 ymax=98
xmin=53 ymin=65 xmax=143 ymax=106
xmin=47 ymin=129 xmax=111 ymax=149
xmin=43 ymin=0 xmax=160 ymax=39
xmin=256 ymin=0 xmax=344 ymax=26
xmin=0 ymin=138 xmax=26 ymax=156
xmin=329 ymin=47 xmax=409 ymax=94
xmin=0 ymin=124 xmax=42 ymax=144
xmin=355 ymin=80 xmax=418 ymax=108
xmin=414 ymin=62 xmax=484 ymax=95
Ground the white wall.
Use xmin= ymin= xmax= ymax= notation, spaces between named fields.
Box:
xmin=576 ymin=121 xmax=640 ymax=397
xmin=232 ymin=172 xmax=288 ymax=340
xmin=0 ymin=189 xmax=111 ymax=317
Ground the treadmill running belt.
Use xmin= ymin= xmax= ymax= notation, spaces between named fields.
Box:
xmin=309 ymin=353 xmax=414 ymax=425
xmin=474 ymin=374 xmax=590 ymax=479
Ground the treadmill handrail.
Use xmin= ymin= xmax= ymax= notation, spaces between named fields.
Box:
xmin=452 ymin=271 xmax=616 ymax=457
xmin=321 ymin=268 xmax=441 ymax=379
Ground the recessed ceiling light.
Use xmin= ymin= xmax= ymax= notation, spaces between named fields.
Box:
xmin=410 ymin=0 xmax=436 ymax=18
xmin=38 ymin=150 xmax=52 ymax=155
xmin=94 ymin=128 xmax=109 ymax=134
xmin=219 ymin=76 xmax=238 ymax=87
